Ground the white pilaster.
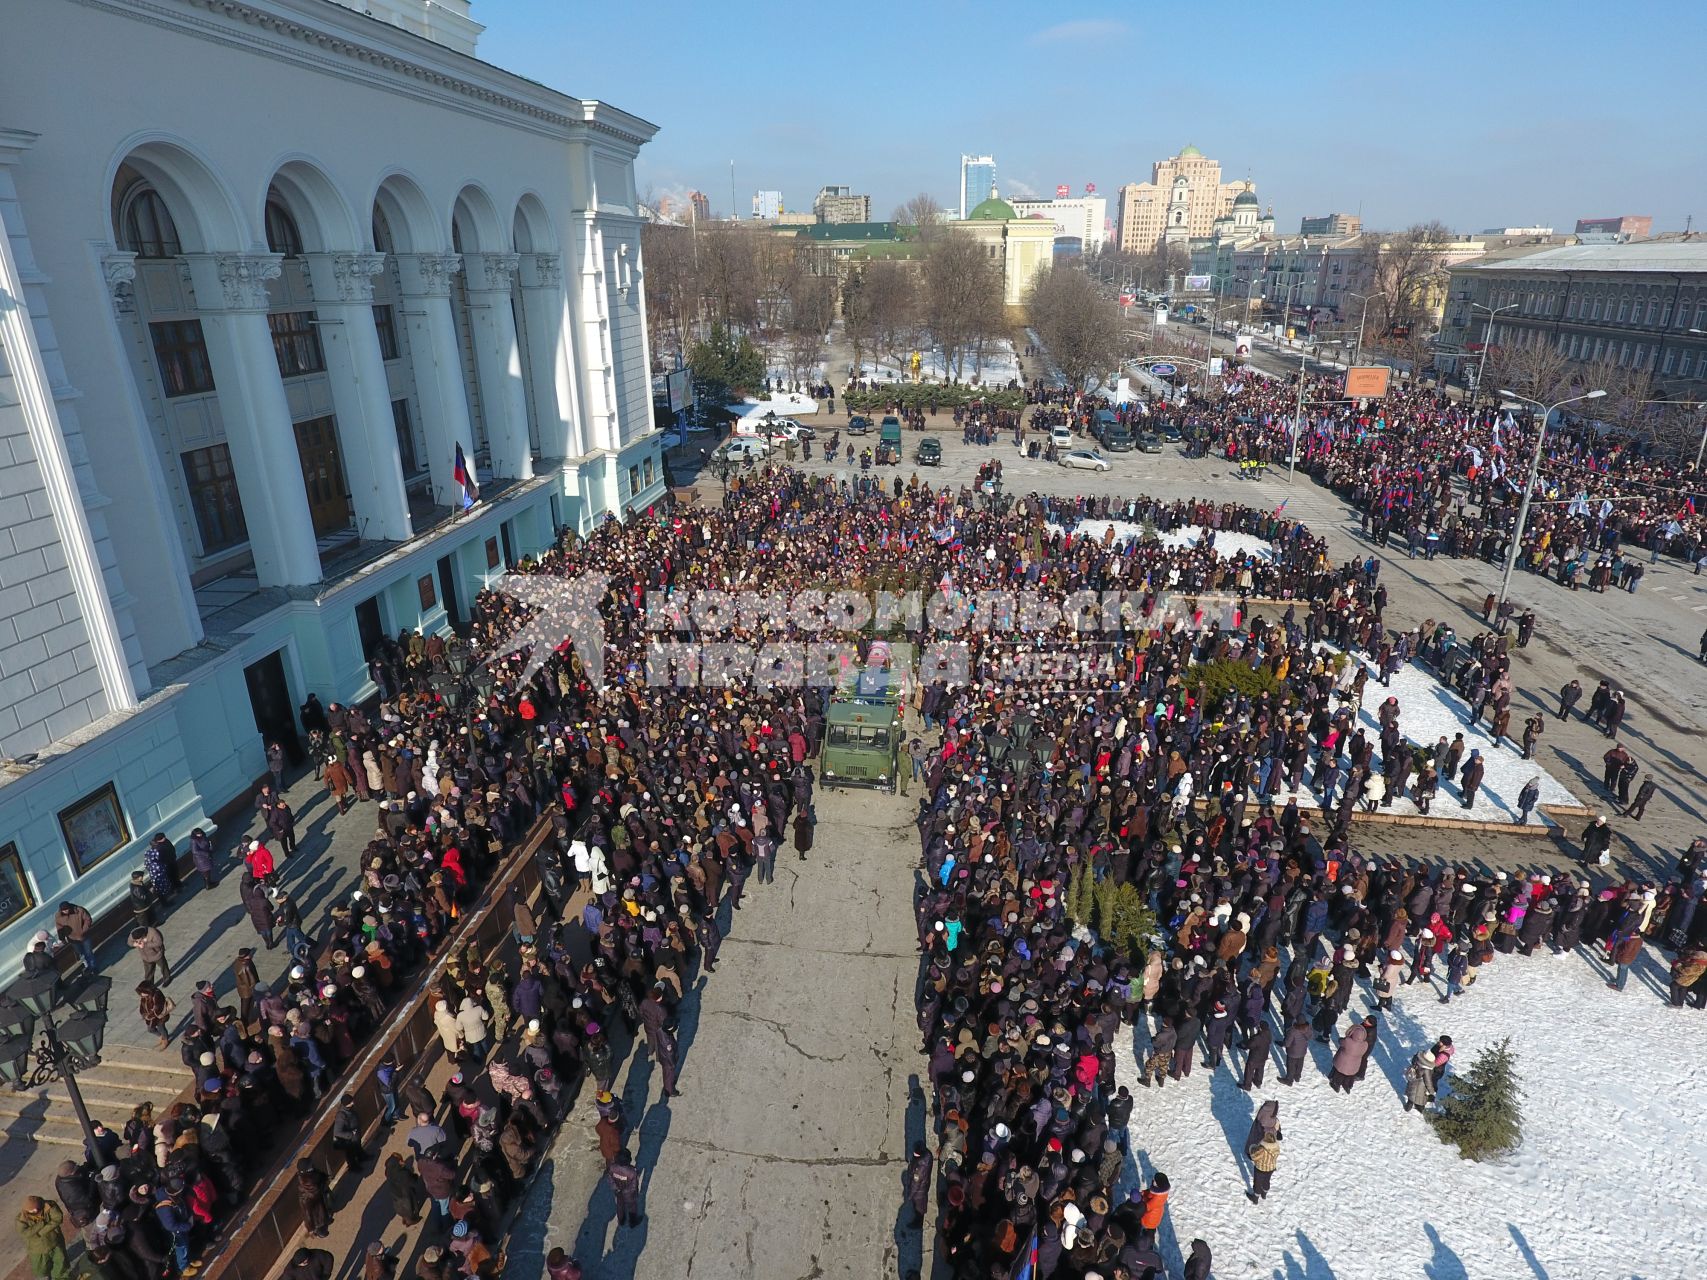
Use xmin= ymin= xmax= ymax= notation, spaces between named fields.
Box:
xmin=0 ymin=208 xmax=137 ymax=712
xmin=569 ymin=215 xmax=619 ymax=453
xmin=517 ymin=252 xmax=583 ymax=460
xmin=395 ymin=252 xmax=477 ymax=508
xmin=461 ymin=251 xmax=532 ymax=480
xmin=184 ymin=252 xmax=322 ymax=587
xmin=305 ymin=252 xmax=413 ymax=541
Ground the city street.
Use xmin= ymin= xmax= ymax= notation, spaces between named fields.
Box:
xmin=508 ymin=783 xmax=929 ymax=1280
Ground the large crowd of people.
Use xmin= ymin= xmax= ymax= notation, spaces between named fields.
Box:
xmin=16 ymin=458 xmax=1705 ymax=1280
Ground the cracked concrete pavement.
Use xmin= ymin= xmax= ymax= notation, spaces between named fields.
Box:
xmin=506 ymin=786 xmax=929 ymax=1279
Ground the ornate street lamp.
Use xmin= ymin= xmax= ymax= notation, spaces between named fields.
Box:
xmin=432 ymin=673 xmax=463 ymax=712
xmin=0 ymin=972 xmax=110 ymax=1162
xmin=446 ymin=639 xmax=470 ymax=678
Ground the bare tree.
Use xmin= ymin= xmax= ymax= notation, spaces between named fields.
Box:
xmin=866 ymin=259 xmax=921 ymax=373
xmin=922 ymin=236 xmax=1004 ymax=380
xmin=894 ymin=193 xmax=945 ymax=244
xmin=1357 ymin=221 xmax=1455 ymax=346
xmin=1027 ymin=264 xmax=1122 ymax=392
xmin=640 ymin=222 xmax=699 ymax=370
xmin=1485 ymin=332 xmax=1573 ymax=406
xmin=698 ymin=222 xmax=760 ymax=331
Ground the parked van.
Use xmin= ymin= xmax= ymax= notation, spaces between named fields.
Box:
xmin=1094 ymin=409 xmax=1133 ymax=451
xmin=714 ymin=437 xmax=770 ymax=465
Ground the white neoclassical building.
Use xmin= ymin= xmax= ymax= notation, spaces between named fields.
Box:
xmin=0 ymin=0 xmax=663 ymax=957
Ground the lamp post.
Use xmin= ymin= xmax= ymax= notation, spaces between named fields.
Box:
xmin=1471 ymin=302 xmax=1520 ymax=404
xmin=1348 ymin=290 xmax=1387 ymax=368
xmin=0 ymin=972 xmax=111 ymax=1162
xmin=1288 ymin=339 xmax=1316 ymax=484
xmin=1494 ymin=388 xmax=1607 ymax=613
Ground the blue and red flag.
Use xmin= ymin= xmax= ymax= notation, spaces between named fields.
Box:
xmin=453 ymin=444 xmax=479 ymax=510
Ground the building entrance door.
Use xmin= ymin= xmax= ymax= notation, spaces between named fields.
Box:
xmin=293 ymin=415 xmax=352 ymax=537
xmin=243 ymin=649 xmax=304 ymax=765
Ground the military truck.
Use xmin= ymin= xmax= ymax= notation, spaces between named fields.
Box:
xmin=820 ymin=665 xmax=904 ymax=792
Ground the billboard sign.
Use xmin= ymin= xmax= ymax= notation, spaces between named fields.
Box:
xmin=1184 ymin=274 xmax=1212 ymax=292
xmin=1055 ymin=184 xmax=1070 ymax=199
xmin=1208 ymin=357 xmax=1224 ymax=376
xmin=1234 ymin=333 xmax=1254 ymax=357
xmin=1150 ymin=362 xmax=1177 ymax=377
xmin=1153 ymin=308 xmax=1168 ymax=326
xmin=1085 ymin=182 xmax=1097 ymax=195
xmin=1118 ymin=292 xmax=1134 ymax=307
xmin=1344 ymin=366 xmax=1392 ymax=398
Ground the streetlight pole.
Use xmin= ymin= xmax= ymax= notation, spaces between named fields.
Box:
xmin=1495 ymin=387 xmax=1607 ymax=613
xmin=1289 ymin=339 xmax=1313 ymax=483
xmin=0 ymin=973 xmax=111 ymax=1164
xmin=1472 ymin=302 xmax=1520 ymax=406
xmin=1348 ymin=290 xmax=1387 ymax=368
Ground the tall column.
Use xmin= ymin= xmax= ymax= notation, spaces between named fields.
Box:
xmin=569 ymin=216 xmax=619 ymax=454
xmin=304 ymin=252 xmax=413 ymax=541
xmin=395 ymin=253 xmax=477 ymax=509
xmin=461 ymin=252 xmax=533 ymax=480
xmin=517 ymin=253 xmax=584 ymax=460
xmin=183 ymin=252 xmax=321 ymax=587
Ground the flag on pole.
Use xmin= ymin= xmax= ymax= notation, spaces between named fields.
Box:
xmin=1009 ymin=1229 xmax=1039 ymax=1280
xmin=453 ymin=444 xmax=479 ymax=510
xmin=1567 ymin=491 xmax=1590 ymax=518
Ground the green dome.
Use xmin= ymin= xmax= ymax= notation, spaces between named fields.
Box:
xmin=966 ymin=197 xmax=1019 ymax=221
xmin=1178 ymin=144 xmax=1203 ymax=158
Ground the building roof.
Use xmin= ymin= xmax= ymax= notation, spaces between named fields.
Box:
xmin=1233 ymin=189 xmax=1259 ymax=207
xmin=794 ymin=221 xmax=904 ymax=241
xmin=1456 ymin=241 xmax=1707 ymax=274
xmin=966 ymin=197 xmax=1019 ymax=221
xmin=1178 ymin=144 xmax=1203 ymax=157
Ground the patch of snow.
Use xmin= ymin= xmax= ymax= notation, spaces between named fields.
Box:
xmin=1334 ymin=650 xmax=1582 ymax=826
xmin=1047 ymin=521 xmax=1277 ymax=564
xmin=853 ymin=339 xmax=1023 ymax=388
xmin=731 ymin=393 xmax=819 ymax=419
xmin=1114 ymin=942 xmax=1707 ymax=1280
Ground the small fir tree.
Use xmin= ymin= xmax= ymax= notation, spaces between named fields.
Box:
xmin=1430 ymin=1037 xmax=1523 ymax=1161
xmin=1067 ymin=866 xmax=1095 ymax=928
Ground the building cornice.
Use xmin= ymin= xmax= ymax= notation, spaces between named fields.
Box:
xmin=71 ymin=0 xmax=657 ymax=149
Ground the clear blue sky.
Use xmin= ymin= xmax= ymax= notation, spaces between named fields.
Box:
xmin=478 ymin=0 xmax=1706 ymax=234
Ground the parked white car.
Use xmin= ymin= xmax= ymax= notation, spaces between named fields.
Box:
xmin=1059 ymin=448 xmax=1112 ymax=472
xmin=1049 ymin=424 xmax=1074 ymax=449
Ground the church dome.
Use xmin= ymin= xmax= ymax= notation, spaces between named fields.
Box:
xmin=1178 ymin=144 xmax=1203 ymax=158
xmin=1234 ymin=188 xmax=1259 ymax=207
xmin=966 ymin=197 xmax=1019 ymax=221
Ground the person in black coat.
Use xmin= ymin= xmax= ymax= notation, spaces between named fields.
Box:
xmin=1170 ymin=1012 xmax=1201 ymax=1080
xmin=903 ymin=1142 xmax=933 ymax=1227
xmin=1183 ymin=1238 xmax=1214 ymax=1280
xmin=1240 ymin=1018 xmax=1274 ymax=1090
xmin=1279 ymin=1019 xmax=1312 ymax=1086
xmin=1202 ymin=1002 xmax=1234 ymax=1069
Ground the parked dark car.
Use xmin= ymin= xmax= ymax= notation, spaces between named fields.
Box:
xmin=916 ymin=436 xmax=942 ymax=465
xmin=847 ymin=415 xmax=872 ymax=435
xmin=1136 ymin=432 xmax=1164 ymax=453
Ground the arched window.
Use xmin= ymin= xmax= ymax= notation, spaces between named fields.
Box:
xmin=122 ymin=187 xmax=182 ymax=258
xmin=372 ymin=207 xmax=394 ymax=255
xmin=265 ymin=200 xmax=303 ymax=258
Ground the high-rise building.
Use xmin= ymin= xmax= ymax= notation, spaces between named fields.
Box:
xmin=1300 ymin=213 xmax=1360 ymax=237
xmin=1114 ymin=145 xmax=1246 ymax=255
xmin=1009 ymin=195 xmax=1108 ymax=254
xmin=813 ymin=185 xmax=872 ymax=224
xmin=751 ymin=190 xmax=783 ymax=220
xmin=959 ymin=155 xmax=996 ymax=220
xmin=689 ymin=190 xmax=711 ymax=222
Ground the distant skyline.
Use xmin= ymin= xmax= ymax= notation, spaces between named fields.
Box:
xmin=479 ymin=0 xmax=1707 ymax=234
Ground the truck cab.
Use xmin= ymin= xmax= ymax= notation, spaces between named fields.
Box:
xmin=820 ymin=669 xmax=903 ymax=791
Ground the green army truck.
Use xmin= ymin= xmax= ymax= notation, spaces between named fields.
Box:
xmin=820 ymin=667 xmax=904 ymax=792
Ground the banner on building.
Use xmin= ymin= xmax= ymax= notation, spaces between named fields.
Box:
xmin=1055 ymin=184 xmax=1070 ymax=199
xmin=1208 ymin=357 xmax=1224 ymax=376
xmin=1344 ymin=366 xmax=1392 ymax=398
xmin=1184 ymin=274 xmax=1212 ymax=292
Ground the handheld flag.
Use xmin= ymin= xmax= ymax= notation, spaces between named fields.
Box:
xmin=453 ymin=444 xmax=479 ymax=510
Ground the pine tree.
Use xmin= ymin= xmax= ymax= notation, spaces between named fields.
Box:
xmin=1430 ymin=1038 xmax=1523 ymax=1161
xmin=1091 ymin=878 xmax=1117 ymax=937
xmin=1067 ymin=866 xmax=1094 ymax=927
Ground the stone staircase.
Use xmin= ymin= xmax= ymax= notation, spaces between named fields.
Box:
xmin=0 ymin=1050 xmax=186 ymax=1151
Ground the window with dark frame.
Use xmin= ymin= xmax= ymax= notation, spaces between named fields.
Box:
xmin=58 ymin=783 xmax=131 ymax=876
xmin=485 ymin=537 xmax=500 ymax=568
xmin=180 ymin=444 xmax=248 ymax=553
xmin=374 ymin=304 xmax=401 ymax=361
xmin=391 ymin=399 xmax=420 ymax=476
xmin=123 ymin=188 xmax=182 ymax=259
xmin=264 ymin=200 xmax=304 ymax=258
xmin=150 ymin=319 xmax=216 ymax=397
xmin=0 ymin=842 xmax=34 ymax=932
xmin=269 ymin=311 xmax=325 ymax=377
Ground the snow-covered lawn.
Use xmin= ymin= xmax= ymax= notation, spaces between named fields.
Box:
xmin=731 ymin=392 xmax=820 ymax=418
xmin=1336 ymin=652 xmax=1582 ymax=826
xmin=1047 ymin=520 xmax=1277 ymax=564
xmin=1114 ymin=943 xmax=1707 ymax=1280
xmin=852 ymin=339 xmax=1023 ymax=387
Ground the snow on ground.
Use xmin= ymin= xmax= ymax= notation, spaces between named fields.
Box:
xmin=1336 ymin=650 xmax=1582 ymax=826
xmin=1047 ymin=520 xmax=1277 ymax=564
xmin=1114 ymin=945 xmax=1707 ymax=1280
xmin=731 ymin=392 xmax=820 ymax=418
xmin=853 ymin=339 xmax=1023 ymax=387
